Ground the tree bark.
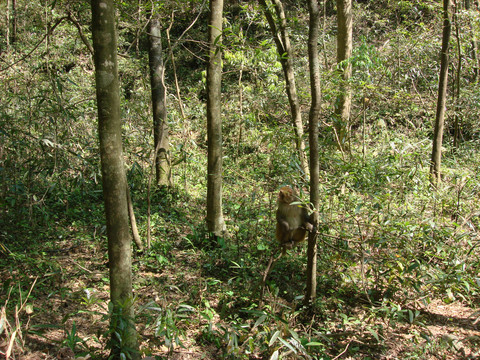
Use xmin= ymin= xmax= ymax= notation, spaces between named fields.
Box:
xmin=206 ymin=0 xmax=226 ymax=237
xmin=465 ymin=0 xmax=479 ymax=83
xmin=259 ymin=0 xmax=309 ymax=176
xmin=430 ymin=0 xmax=452 ymax=184
xmin=11 ymin=0 xmax=17 ymax=45
xmin=305 ymin=0 xmax=321 ymax=305
xmin=148 ymin=14 xmax=171 ymax=187
xmin=452 ymin=1 xmax=461 ymax=149
xmin=91 ymin=0 xmax=139 ymax=358
xmin=6 ymin=0 xmax=10 ymax=51
xmin=334 ymin=0 xmax=353 ymax=152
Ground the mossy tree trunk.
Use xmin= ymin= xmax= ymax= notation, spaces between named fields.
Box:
xmin=430 ymin=0 xmax=452 ymax=184
xmin=11 ymin=0 xmax=17 ymax=46
xmin=6 ymin=0 xmax=10 ymax=50
xmin=305 ymin=0 xmax=321 ymax=305
xmin=91 ymin=0 xmax=139 ymax=358
xmin=148 ymin=13 xmax=171 ymax=187
xmin=334 ymin=0 xmax=353 ymax=153
xmin=206 ymin=0 xmax=226 ymax=237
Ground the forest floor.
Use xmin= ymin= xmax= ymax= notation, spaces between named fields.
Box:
xmin=2 ymin=235 xmax=480 ymax=360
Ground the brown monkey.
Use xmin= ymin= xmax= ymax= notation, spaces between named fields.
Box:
xmin=275 ymin=186 xmax=313 ymax=253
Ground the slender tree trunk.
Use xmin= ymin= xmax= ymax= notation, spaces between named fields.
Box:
xmin=6 ymin=0 xmax=10 ymax=51
xmin=334 ymin=0 xmax=353 ymax=152
xmin=259 ymin=0 xmax=309 ymax=176
xmin=148 ymin=14 xmax=171 ymax=187
xmin=453 ymin=0 xmax=462 ymax=149
xmin=135 ymin=0 xmax=142 ymax=56
xmin=473 ymin=36 xmax=479 ymax=82
xmin=11 ymin=0 xmax=17 ymax=45
xmin=91 ymin=0 xmax=139 ymax=358
xmin=430 ymin=0 xmax=452 ymax=184
xmin=466 ymin=0 xmax=479 ymax=82
xmin=305 ymin=0 xmax=321 ymax=305
xmin=206 ymin=0 xmax=226 ymax=237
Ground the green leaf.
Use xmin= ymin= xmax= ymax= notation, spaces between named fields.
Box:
xmin=306 ymin=342 xmax=323 ymax=346
xmin=269 ymin=330 xmax=281 ymax=346
xmin=253 ymin=314 xmax=267 ymax=329
xmin=367 ymin=327 xmax=380 ymax=342
xmin=269 ymin=350 xmax=279 ymax=360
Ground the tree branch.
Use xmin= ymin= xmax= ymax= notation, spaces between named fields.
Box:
xmin=67 ymin=11 xmax=94 ymax=56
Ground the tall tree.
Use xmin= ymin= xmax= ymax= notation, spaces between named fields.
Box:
xmin=11 ymin=0 xmax=17 ymax=46
xmin=465 ymin=0 xmax=479 ymax=81
xmin=148 ymin=12 xmax=171 ymax=187
xmin=6 ymin=0 xmax=10 ymax=50
xmin=430 ymin=0 xmax=452 ymax=184
xmin=305 ymin=0 xmax=321 ymax=304
xmin=90 ymin=0 xmax=139 ymax=358
xmin=6 ymin=0 xmax=17 ymax=50
xmin=206 ymin=0 xmax=226 ymax=237
xmin=452 ymin=0 xmax=462 ymax=149
xmin=259 ymin=0 xmax=309 ymax=176
xmin=334 ymin=0 xmax=353 ymax=153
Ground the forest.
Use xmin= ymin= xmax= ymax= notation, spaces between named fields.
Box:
xmin=1 ymin=0 xmax=480 ymax=359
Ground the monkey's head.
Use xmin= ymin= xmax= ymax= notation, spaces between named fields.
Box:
xmin=278 ymin=186 xmax=296 ymax=204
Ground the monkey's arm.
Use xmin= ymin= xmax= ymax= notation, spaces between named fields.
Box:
xmin=302 ymin=221 xmax=314 ymax=232
xmin=276 ymin=218 xmax=290 ymax=244
xmin=301 ymin=210 xmax=314 ymax=232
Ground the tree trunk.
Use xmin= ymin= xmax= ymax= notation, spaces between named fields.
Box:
xmin=334 ymin=0 xmax=353 ymax=152
xmin=11 ymin=0 xmax=17 ymax=45
xmin=305 ymin=0 xmax=321 ymax=305
xmin=6 ymin=0 xmax=10 ymax=51
xmin=91 ymin=0 xmax=139 ymax=358
xmin=259 ymin=0 xmax=309 ymax=176
xmin=466 ymin=0 xmax=479 ymax=83
xmin=206 ymin=0 xmax=226 ymax=237
xmin=452 ymin=1 xmax=461 ymax=149
xmin=430 ymin=0 xmax=452 ymax=184
xmin=148 ymin=14 xmax=171 ymax=187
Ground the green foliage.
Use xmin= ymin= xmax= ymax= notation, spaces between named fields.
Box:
xmin=62 ymin=321 xmax=85 ymax=352
xmin=105 ymin=300 xmax=139 ymax=360
xmin=144 ymin=302 xmax=194 ymax=353
xmin=198 ymin=303 xmax=318 ymax=359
